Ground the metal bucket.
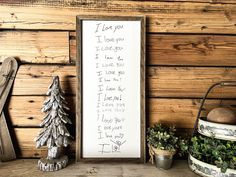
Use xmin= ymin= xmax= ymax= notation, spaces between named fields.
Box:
xmin=155 ymin=154 xmax=173 ymax=170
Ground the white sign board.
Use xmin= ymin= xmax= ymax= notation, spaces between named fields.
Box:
xmin=76 ymin=16 xmax=145 ymax=162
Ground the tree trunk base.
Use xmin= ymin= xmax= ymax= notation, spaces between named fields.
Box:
xmin=38 ymin=155 xmax=68 ymax=172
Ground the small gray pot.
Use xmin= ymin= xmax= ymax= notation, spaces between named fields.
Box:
xmin=155 ymin=154 xmax=173 ymax=170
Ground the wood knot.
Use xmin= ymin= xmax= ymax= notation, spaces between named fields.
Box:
xmin=224 ymin=11 xmax=232 ymax=21
xmin=28 ymin=73 xmax=40 ymax=78
xmin=87 ymin=167 xmax=97 ymax=174
xmin=201 ymin=26 xmax=208 ymax=30
xmin=34 ymin=153 xmax=39 ymax=156
xmin=155 ymin=21 xmax=161 ymax=26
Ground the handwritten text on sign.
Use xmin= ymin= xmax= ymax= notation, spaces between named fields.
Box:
xmin=82 ymin=21 xmax=141 ymax=158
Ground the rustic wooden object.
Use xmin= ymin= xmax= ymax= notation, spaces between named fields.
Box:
xmin=0 ymin=58 xmax=18 ymax=113
xmin=0 ymin=159 xmax=198 ymax=177
xmin=35 ymin=76 xmax=72 ymax=171
xmin=76 ymin=15 xmax=146 ymax=162
xmin=0 ymin=2 xmax=236 ymax=34
xmin=0 ymin=57 xmax=18 ymax=162
xmin=0 ymin=113 xmax=16 ymax=161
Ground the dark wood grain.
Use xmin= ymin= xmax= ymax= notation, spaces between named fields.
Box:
xmin=70 ymin=32 xmax=236 ymax=66
xmin=0 ymin=2 xmax=236 ymax=34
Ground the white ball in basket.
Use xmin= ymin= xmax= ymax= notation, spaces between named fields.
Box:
xmin=207 ymin=107 xmax=236 ymax=124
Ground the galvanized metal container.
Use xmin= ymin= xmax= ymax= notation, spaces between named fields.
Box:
xmin=155 ymin=154 xmax=173 ymax=170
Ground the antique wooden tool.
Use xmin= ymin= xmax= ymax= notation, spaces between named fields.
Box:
xmin=0 ymin=57 xmax=18 ymax=162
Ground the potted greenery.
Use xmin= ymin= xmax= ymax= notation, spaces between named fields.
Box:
xmin=189 ymin=135 xmax=236 ymax=176
xmin=147 ymin=123 xmax=188 ymax=170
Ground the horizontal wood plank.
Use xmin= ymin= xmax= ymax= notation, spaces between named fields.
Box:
xmin=70 ymin=32 xmax=236 ymax=66
xmin=149 ymin=98 xmax=236 ymax=128
xmin=12 ymin=65 xmax=236 ymax=98
xmin=1 ymin=0 xmax=236 ymax=6
xmin=148 ymin=34 xmax=236 ymax=66
xmin=0 ymin=159 xmax=198 ymax=177
xmin=15 ymin=128 xmax=47 ymax=158
xmin=14 ymin=128 xmax=75 ymax=158
xmin=8 ymin=96 xmax=236 ymax=128
xmin=0 ymin=31 xmax=69 ymax=63
xmin=149 ymin=66 xmax=236 ymax=98
xmin=12 ymin=65 xmax=76 ymax=95
xmin=8 ymin=96 xmax=76 ymax=127
xmin=0 ymin=2 xmax=236 ymax=34
xmin=1 ymin=30 xmax=235 ymax=66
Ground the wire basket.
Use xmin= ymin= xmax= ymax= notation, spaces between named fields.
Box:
xmin=189 ymin=81 xmax=236 ymax=177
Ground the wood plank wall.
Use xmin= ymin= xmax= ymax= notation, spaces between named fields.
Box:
xmin=1 ymin=0 xmax=236 ymax=158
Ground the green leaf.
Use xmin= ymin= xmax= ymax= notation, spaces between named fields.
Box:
xmin=189 ymin=135 xmax=236 ymax=173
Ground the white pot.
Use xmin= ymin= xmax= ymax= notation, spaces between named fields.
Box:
xmin=198 ymin=119 xmax=236 ymax=141
xmin=188 ymin=154 xmax=236 ymax=177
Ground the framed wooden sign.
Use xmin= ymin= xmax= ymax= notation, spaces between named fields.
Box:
xmin=76 ymin=15 xmax=146 ymax=162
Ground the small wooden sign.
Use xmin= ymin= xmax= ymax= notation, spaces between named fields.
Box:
xmin=76 ymin=15 xmax=146 ymax=162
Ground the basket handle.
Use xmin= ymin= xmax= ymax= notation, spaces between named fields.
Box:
xmin=192 ymin=81 xmax=236 ymax=135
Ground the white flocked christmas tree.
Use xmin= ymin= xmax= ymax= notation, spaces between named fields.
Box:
xmin=35 ymin=76 xmax=72 ymax=171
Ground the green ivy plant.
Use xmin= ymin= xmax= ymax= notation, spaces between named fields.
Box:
xmin=190 ymin=135 xmax=236 ymax=173
xmin=147 ymin=123 xmax=188 ymax=156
